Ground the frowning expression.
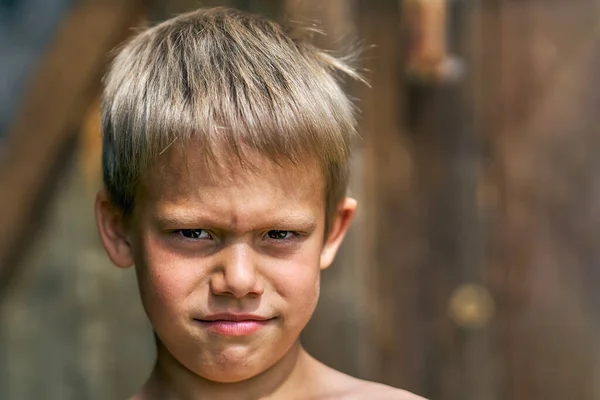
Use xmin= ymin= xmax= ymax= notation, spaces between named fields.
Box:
xmin=107 ymin=145 xmax=354 ymax=383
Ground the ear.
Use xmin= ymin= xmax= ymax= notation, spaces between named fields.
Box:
xmin=320 ymin=197 xmax=357 ymax=270
xmin=95 ymin=189 xmax=134 ymax=268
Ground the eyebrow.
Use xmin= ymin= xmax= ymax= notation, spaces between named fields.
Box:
xmin=152 ymin=209 xmax=318 ymax=232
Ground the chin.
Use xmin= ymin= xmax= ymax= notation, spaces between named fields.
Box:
xmin=195 ymin=359 xmax=270 ymax=383
xmin=191 ymin=341 xmax=293 ymax=384
xmin=200 ymin=369 xmax=259 ymax=383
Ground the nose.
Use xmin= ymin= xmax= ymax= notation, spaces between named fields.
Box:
xmin=210 ymin=243 xmax=264 ymax=298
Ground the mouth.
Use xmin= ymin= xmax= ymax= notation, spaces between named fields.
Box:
xmin=194 ymin=314 xmax=275 ymax=336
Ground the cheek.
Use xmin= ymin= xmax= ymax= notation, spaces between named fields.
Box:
xmin=134 ymin=233 xmax=201 ymax=311
xmin=269 ymin=243 xmax=322 ymax=315
xmin=279 ymin=262 xmax=320 ymax=296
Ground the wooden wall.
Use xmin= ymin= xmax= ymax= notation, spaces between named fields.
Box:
xmin=475 ymin=1 xmax=600 ymax=399
xmin=3 ymin=1 xmax=600 ymax=399
xmin=0 ymin=151 xmax=155 ymax=399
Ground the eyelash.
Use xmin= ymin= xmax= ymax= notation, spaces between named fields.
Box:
xmin=172 ymin=229 xmax=299 ymax=242
xmin=174 ymin=229 xmax=211 ymax=240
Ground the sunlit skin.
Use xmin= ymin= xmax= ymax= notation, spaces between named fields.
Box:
xmin=96 ymin=144 xmax=423 ymax=399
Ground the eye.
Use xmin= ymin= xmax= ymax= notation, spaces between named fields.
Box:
xmin=175 ymin=229 xmax=211 ymax=240
xmin=265 ymin=230 xmax=294 ymax=240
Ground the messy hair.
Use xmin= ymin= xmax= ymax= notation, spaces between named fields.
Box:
xmin=101 ymin=7 xmax=361 ymax=229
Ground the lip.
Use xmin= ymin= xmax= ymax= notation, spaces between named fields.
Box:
xmin=194 ymin=314 xmax=274 ymax=336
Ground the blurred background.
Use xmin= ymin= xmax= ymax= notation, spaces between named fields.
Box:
xmin=2 ymin=0 xmax=600 ymax=399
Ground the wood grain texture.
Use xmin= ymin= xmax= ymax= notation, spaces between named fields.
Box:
xmin=0 ymin=151 xmax=155 ymax=400
xmin=356 ymin=0 xmax=426 ymax=392
xmin=0 ymin=0 xmax=147 ymax=298
xmin=476 ymin=1 xmax=600 ymax=399
xmin=3 ymin=1 xmax=600 ymax=399
xmin=358 ymin=1 xmax=481 ymax=398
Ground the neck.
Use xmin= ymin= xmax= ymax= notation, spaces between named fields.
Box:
xmin=138 ymin=340 xmax=318 ymax=400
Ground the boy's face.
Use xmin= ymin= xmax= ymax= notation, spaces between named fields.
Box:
xmin=96 ymin=145 xmax=356 ymax=383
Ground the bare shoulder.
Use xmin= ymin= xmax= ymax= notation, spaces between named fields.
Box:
xmin=310 ymin=360 xmax=426 ymax=400
xmin=353 ymin=380 xmax=427 ymax=400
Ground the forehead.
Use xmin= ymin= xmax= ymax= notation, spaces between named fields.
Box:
xmin=137 ymin=143 xmax=324 ymax=210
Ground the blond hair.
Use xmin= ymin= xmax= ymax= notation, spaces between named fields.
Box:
xmin=102 ymin=7 xmax=361 ymax=228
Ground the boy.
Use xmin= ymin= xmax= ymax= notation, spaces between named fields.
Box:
xmin=95 ymin=7 xmax=423 ymax=400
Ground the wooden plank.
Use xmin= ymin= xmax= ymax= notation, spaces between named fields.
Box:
xmin=476 ymin=1 xmax=600 ymax=399
xmin=0 ymin=149 xmax=155 ymax=400
xmin=357 ymin=0 xmax=479 ymax=398
xmin=0 ymin=0 xmax=147 ymax=298
xmin=356 ymin=0 xmax=426 ymax=392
